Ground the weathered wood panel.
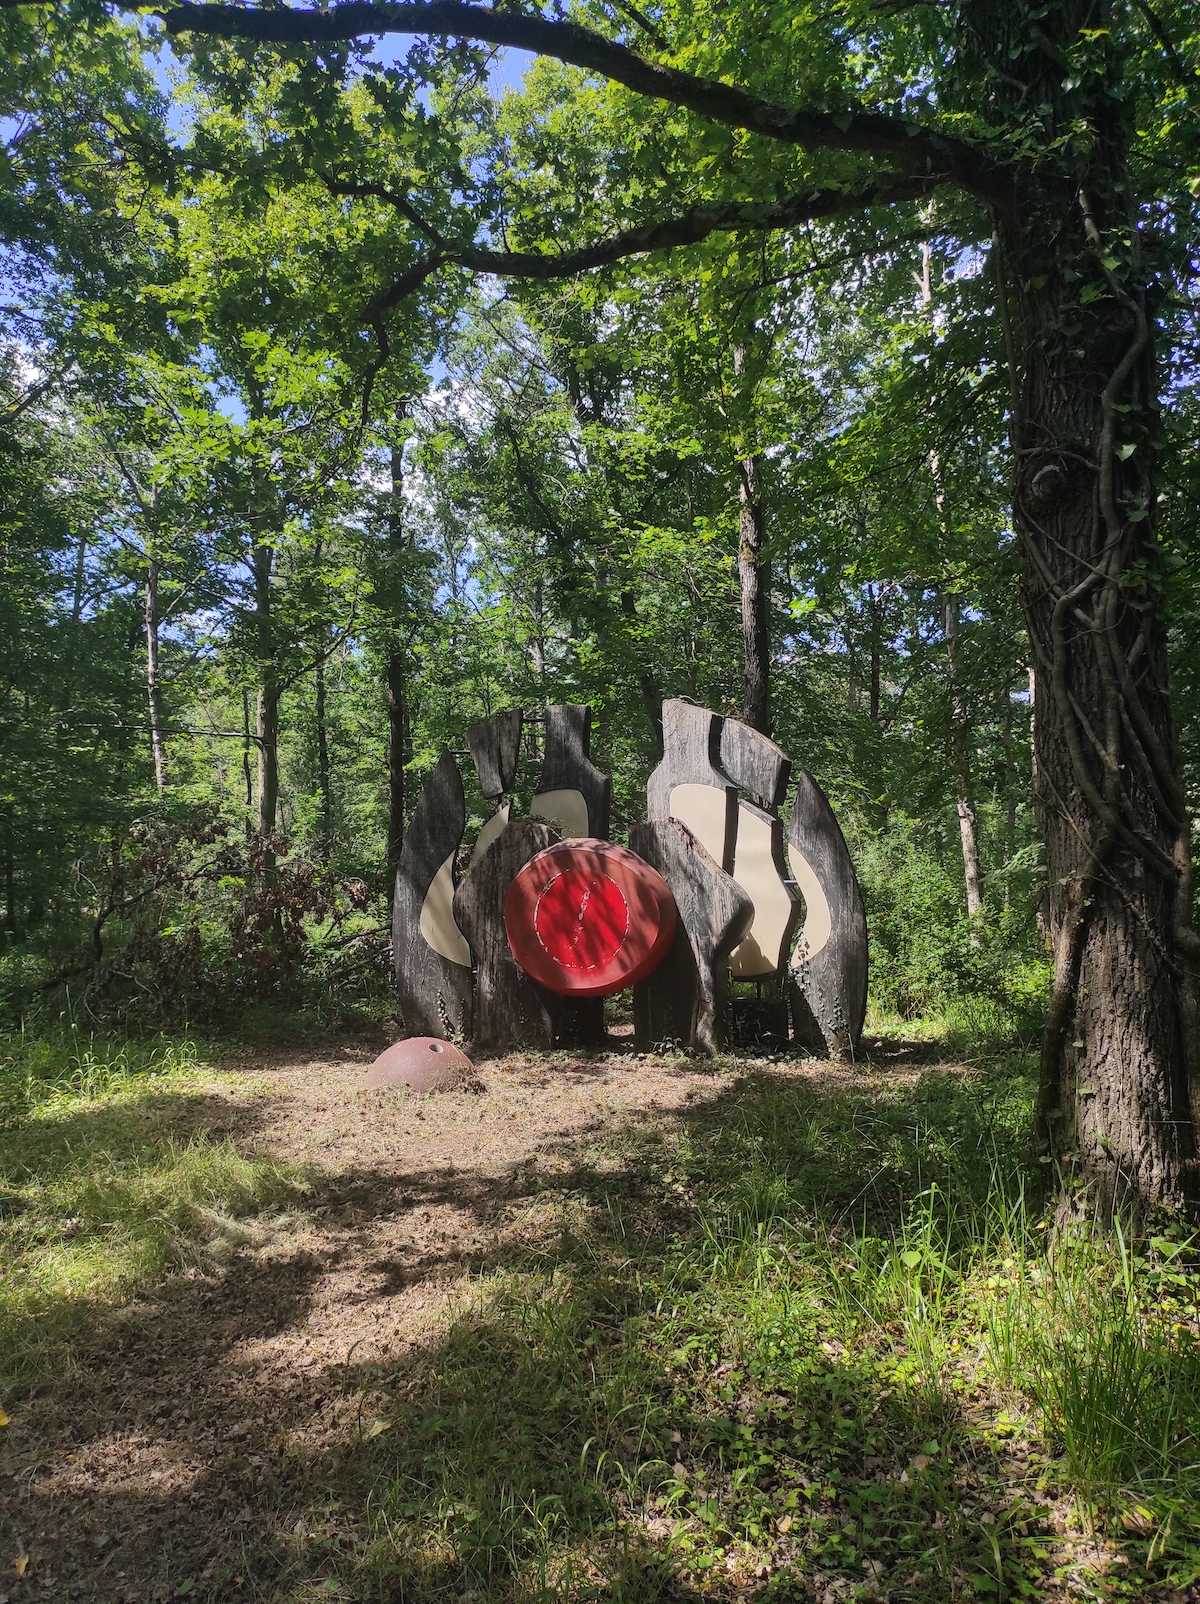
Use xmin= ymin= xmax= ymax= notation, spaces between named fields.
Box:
xmin=631 ymin=819 xmax=753 ymax=1057
xmin=530 ymin=703 xmax=611 ymax=840
xmin=729 ymin=800 xmax=802 ymax=978
xmin=718 ymin=718 xmax=791 ymax=811
xmin=466 ymin=709 xmax=523 ymax=799
xmin=452 ymin=818 xmax=555 ymax=1053
xmin=645 ymin=700 xmax=738 ymax=872
xmin=787 ymin=771 xmax=869 ymax=1059
xmin=393 ymin=750 xmax=473 ymax=1039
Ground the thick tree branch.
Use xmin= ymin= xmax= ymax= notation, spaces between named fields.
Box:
xmin=163 ymin=0 xmax=999 ymax=196
xmin=361 ymin=172 xmax=947 ymax=318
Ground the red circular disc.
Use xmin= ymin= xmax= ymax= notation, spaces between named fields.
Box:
xmin=505 ymin=839 xmax=677 ymax=998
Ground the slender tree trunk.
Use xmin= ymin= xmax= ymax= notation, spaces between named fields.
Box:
xmin=241 ymin=688 xmax=254 ymax=834
xmin=3 ymin=808 xmax=15 ymax=936
xmin=144 ymin=554 xmax=167 ymax=792
xmin=1003 ymin=673 xmax=1017 ymax=910
xmin=732 ymin=340 xmax=771 ymax=735
xmin=920 ymin=242 xmax=984 ymax=920
xmin=252 ymin=531 xmax=280 ymax=838
xmin=385 ymin=443 xmax=410 ymax=876
xmin=965 ymin=0 xmax=1200 ymax=1218
xmin=621 ymin=588 xmax=665 ymax=758
xmin=736 ymin=450 xmax=771 ymax=735
xmin=942 ymin=593 xmax=984 ymax=920
xmin=315 ymin=651 xmax=333 ymax=864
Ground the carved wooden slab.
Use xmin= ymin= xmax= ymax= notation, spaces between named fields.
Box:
xmin=530 ymin=704 xmax=611 ymax=841
xmin=631 ymin=818 xmax=753 ymax=1057
xmin=466 ymin=709 xmax=523 ymax=799
xmin=393 ymin=750 xmax=473 ymax=1039
xmin=645 ymin=700 xmax=738 ymax=873
xmin=719 ymin=718 xmax=791 ymax=811
xmin=452 ymin=818 xmax=555 ymax=1053
xmin=710 ymin=718 xmax=799 ymax=979
xmin=787 ymin=771 xmax=869 ymax=1059
xmin=729 ymin=800 xmax=802 ymax=978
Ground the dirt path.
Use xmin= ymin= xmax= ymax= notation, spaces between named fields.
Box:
xmin=0 ymin=1040 xmax=919 ymax=1604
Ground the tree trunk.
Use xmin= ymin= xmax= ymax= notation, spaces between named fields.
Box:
xmin=315 ymin=651 xmax=333 ymax=863
xmin=942 ymin=593 xmax=984 ymax=920
xmin=737 ymin=451 xmax=771 ymax=734
xmin=619 ymin=588 xmax=665 ymax=758
xmin=253 ymin=532 xmax=280 ymax=838
xmin=968 ymin=0 xmax=1200 ymax=1218
xmin=145 ymin=554 xmax=167 ymax=792
xmin=240 ymin=688 xmax=254 ymax=833
xmin=385 ymin=443 xmax=410 ymax=875
xmin=919 ymin=242 xmax=983 ymax=921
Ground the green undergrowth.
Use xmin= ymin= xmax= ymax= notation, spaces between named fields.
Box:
xmin=351 ymin=1054 xmax=1200 ymax=1603
xmin=0 ymin=1028 xmax=305 ymax=1388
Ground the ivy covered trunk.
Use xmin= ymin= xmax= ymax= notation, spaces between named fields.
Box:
xmin=970 ymin=0 xmax=1200 ymax=1217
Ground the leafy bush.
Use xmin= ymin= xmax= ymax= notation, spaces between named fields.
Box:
xmin=854 ymin=821 xmax=1050 ymax=1032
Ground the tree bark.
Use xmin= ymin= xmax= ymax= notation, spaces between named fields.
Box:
xmin=942 ymin=593 xmax=984 ymax=920
xmin=144 ymin=553 xmax=167 ymax=792
xmin=252 ymin=529 xmax=280 ymax=837
xmin=385 ymin=442 xmax=411 ymax=876
xmin=737 ymin=453 xmax=771 ymax=735
xmin=315 ymin=651 xmax=333 ymax=863
xmin=967 ymin=0 xmax=1200 ymax=1218
xmin=733 ymin=340 xmax=771 ymax=736
xmin=241 ymin=688 xmax=254 ymax=833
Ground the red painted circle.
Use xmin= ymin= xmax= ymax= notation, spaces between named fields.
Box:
xmin=505 ymin=839 xmax=677 ymax=998
xmin=533 ymin=867 xmax=629 ymax=972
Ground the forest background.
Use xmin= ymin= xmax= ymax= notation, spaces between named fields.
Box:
xmin=7 ymin=7 xmax=1173 ymax=1040
xmin=4 ymin=5 xmax=1200 ymax=1599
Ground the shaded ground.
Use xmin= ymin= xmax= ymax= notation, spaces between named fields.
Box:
xmin=1 ymin=1037 xmax=921 ymax=1603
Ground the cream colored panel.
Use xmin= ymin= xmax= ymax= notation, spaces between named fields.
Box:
xmin=668 ymin=783 xmax=729 ymax=865
xmin=531 ymin=787 xmax=589 ymax=840
xmin=788 ymin=842 xmax=833 ymax=964
xmin=419 ymin=850 xmax=471 ymax=966
xmin=731 ymin=804 xmax=793 ymax=977
xmin=469 ymin=802 xmax=511 ymax=865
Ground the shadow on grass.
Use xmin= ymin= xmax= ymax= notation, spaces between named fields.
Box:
xmin=4 ymin=1046 xmax=1177 ymax=1603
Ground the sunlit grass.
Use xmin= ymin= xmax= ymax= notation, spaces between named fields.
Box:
xmin=0 ymin=1029 xmax=305 ymax=1388
xmin=353 ymin=1057 xmax=1200 ymax=1602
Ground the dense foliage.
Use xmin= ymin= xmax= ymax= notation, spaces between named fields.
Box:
xmin=0 ymin=2 xmax=1196 ymax=1047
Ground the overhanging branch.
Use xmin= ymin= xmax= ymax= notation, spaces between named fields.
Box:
xmin=162 ymin=0 xmax=999 ymax=197
xmin=360 ymin=172 xmax=947 ymax=319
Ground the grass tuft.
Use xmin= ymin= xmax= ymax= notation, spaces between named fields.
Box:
xmin=0 ymin=1028 xmax=305 ymax=1388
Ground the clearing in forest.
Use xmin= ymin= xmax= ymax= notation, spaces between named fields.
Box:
xmin=1 ymin=1034 xmax=1198 ymax=1603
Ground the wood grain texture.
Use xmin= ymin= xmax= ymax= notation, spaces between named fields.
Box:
xmin=645 ymin=700 xmax=738 ymax=872
xmin=452 ymin=818 xmax=556 ymax=1053
xmin=466 ymin=709 xmax=523 ymax=798
xmin=393 ymin=750 xmax=473 ymax=1039
xmin=787 ymin=770 xmax=869 ymax=1059
xmin=630 ymin=818 xmax=753 ymax=1057
xmin=531 ymin=703 xmax=611 ymax=839
xmin=718 ymin=717 xmax=791 ymax=811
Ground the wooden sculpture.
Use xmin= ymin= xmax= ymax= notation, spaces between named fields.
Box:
xmin=646 ymin=700 xmax=738 ymax=873
xmin=466 ymin=709 xmax=523 ymax=799
xmin=630 ymin=819 xmax=753 ymax=1056
xmin=389 ymin=699 xmax=868 ymax=1063
xmin=717 ymin=720 xmax=802 ymax=984
xmin=392 ymin=750 xmax=473 ymax=1038
xmin=530 ymin=704 xmax=611 ymax=841
xmin=452 ymin=818 xmax=556 ymax=1052
xmin=787 ymin=771 xmax=869 ymax=1059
